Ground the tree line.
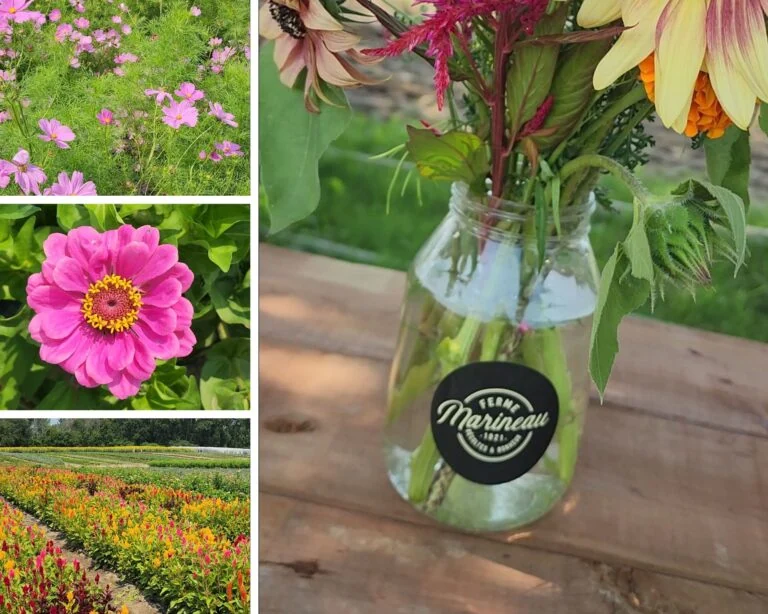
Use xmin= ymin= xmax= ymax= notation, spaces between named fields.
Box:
xmin=0 ymin=419 xmax=250 ymax=448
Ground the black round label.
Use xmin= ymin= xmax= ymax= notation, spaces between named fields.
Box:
xmin=430 ymin=362 xmax=559 ymax=485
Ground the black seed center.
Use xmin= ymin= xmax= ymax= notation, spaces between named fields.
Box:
xmin=269 ymin=1 xmax=306 ymax=39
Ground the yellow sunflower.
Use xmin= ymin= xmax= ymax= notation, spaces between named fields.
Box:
xmin=578 ymin=0 xmax=768 ymax=134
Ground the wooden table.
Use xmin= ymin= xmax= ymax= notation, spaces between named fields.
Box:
xmin=259 ymin=244 xmax=768 ymax=613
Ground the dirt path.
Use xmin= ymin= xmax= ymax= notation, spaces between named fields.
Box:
xmin=1 ymin=497 xmax=163 ymax=614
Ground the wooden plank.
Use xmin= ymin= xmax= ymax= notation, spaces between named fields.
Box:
xmin=259 ymin=493 xmax=768 ymax=614
xmin=260 ymin=244 xmax=768 ymax=437
xmin=259 ymin=340 xmax=768 ymax=594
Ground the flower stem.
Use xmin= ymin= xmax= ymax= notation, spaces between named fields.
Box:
xmin=559 ymin=153 xmax=650 ymax=206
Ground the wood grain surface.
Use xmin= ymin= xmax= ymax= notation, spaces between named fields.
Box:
xmin=259 ymin=245 xmax=768 ymax=612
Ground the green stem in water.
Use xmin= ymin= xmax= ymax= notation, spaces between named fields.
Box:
xmin=408 ymin=316 xmax=481 ymax=503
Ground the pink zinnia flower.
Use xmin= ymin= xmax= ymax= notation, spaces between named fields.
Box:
xmin=38 ymin=119 xmax=76 ymax=149
xmin=145 ymin=88 xmax=172 ymax=104
xmin=214 ymin=141 xmax=243 ymax=157
xmin=208 ymin=102 xmax=238 ymax=127
xmin=97 ymin=109 xmax=114 ymax=125
xmin=45 ymin=171 xmax=97 ymax=196
xmin=175 ymin=82 xmax=204 ymax=102
xmin=162 ymin=99 xmax=198 ymax=129
xmin=0 ymin=149 xmax=46 ymax=195
xmin=190 ymin=6 xmax=201 ymax=16
xmin=27 ymin=225 xmax=196 ymax=399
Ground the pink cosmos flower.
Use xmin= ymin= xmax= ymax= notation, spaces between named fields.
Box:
xmin=215 ymin=141 xmax=243 ymax=157
xmin=0 ymin=0 xmax=40 ymax=23
xmin=209 ymin=37 xmax=222 ymax=47
xmin=97 ymin=109 xmax=114 ymax=125
xmin=208 ymin=102 xmax=238 ymax=127
xmin=0 ymin=149 xmax=46 ymax=195
xmin=55 ymin=23 xmax=73 ymax=41
xmin=73 ymin=17 xmax=89 ymax=29
xmin=115 ymin=53 xmax=138 ymax=64
xmin=0 ymin=111 xmax=10 ymax=123
xmin=190 ymin=6 xmax=201 ymax=16
xmin=114 ymin=67 xmax=125 ymax=77
xmin=145 ymin=88 xmax=173 ymax=104
xmin=112 ymin=15 xmax=122 ymax=23
xmin=175 ymin=82 xmax=205 ymax=102
xmin=121 ymin=24 xmax=131 ymax=34
xmin=44 ymin=171 xmax=97 ymax=196
xmin=38 ymin=118 xmax=76 ymax=149
xmin=162 ymin=99 xmax=199 ymax=129
xmin=26 ymin=225 xmax=196 ymax=400
xmin=49 ymin=8 xmax=61 ymax=21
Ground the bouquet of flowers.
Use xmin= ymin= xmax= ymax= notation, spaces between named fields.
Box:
xmin=260 ymin=0 xmax=758 ymax=529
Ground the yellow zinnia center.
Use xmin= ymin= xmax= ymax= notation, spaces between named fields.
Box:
xmin=81 ymin=274 xmax=142 ymax=333
xmin=638 ymin=54 xmax=732 ymax=139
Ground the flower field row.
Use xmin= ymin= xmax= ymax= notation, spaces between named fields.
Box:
xmin=0 ymin=468 xmax=250 ymax=613
xmin=0 ymin=500 xmax=118 ymax=612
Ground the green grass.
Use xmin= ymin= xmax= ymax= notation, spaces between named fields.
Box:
xmin=263 ymin=114 xmax=768 ymax=343
xmin=0 ymin=0 xmax=249 ymax=195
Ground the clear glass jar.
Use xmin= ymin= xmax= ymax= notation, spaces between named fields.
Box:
xmin=384 ymin=182 xmax=599 ymax=532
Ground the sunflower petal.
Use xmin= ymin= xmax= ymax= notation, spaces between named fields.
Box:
xmin=707 ymin=0 xmax=758 ymax=128
xmin=322 ymin=30 xmax=361 ymax=53
xmin=302 ymin=0 xmax=342 ymax=31
xmin=577 ymin=0 xmax=622 ymax=27
xmin=593 ymin=0 xmax=667 ymax=90
xmin=729 ymin=0 xmax=768 ymax=101
xmin=654 ymin=0 xmax=706 ymax=127
xmin=259 ymin=2 xmax=282 ymax=40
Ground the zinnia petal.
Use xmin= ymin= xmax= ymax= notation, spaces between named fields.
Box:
xmin=116 ymin=241 xmax=150 ymax=279
xmin=85 ymin=339 xmax=117 ymax=385
xmin=109 ymin=372 xmax=143 ymax=400
xmin=52 ymin=257 xmax=88 ymax=293
xmin=142 ymin=277 xmax=182 ymax=308
xmin=107 ymin=333 xmax=135 ymax=372
xmin=39 ymin=309 xmax=82 ymax=340
xmin=43 ymin=233 xmax=67 ymax=260
xmin=132 ymin=244 xmax=178 ymax=287
xmin=27 ymin=286 xmax=81 ymax=312
xmin=139 ymin=305 xmax=177 ymax=336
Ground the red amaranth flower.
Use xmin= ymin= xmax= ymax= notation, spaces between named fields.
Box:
xmin=363 ymin=0 xmax=549 ymax=109
xmin=518 ymin=94 xmax=554 ymax=138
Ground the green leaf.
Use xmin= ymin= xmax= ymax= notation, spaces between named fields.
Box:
xmin=406 ymin=127 xmax=489 ymax=186
xmin=694 ymin=179 xmax=747 ymax=273
xmin=623 ymin=208 xmax=654 ymax=283
xmin=132 ymin=361 xmax=202 ymax=410
xmin=13 ymin=217 xmax=36 ymax=267
xmin=0 ymin=336 xmax=37 ymax=410
xmin=551 ymin=175 xmax=561 ymax=236
xmin=534 ymin=181 xmax=547 ymax=267
xmin=760 ymin=102 xmax=768 ymax=137
xmin=209 ymin=276 xmax=250 ymax=328
xmin=589 ymin=246 xmax=650 ymax=397
xmin=200 ymin=205 xmax=250 ymax=238
xmin=56 ymin=205 xmax=90 ymax=231
xmin=259 ymin=42 xmax=351 ymax=234
xmin=0 ymin=205 xmax=39 ymax=220
xmin=38 ymin=381 xmax=77 ymax=410
xmin=534 ymin=39 xmax=611 ymax=150
xmin=200 ymin=338 xmax=250 ymax=410
xmin=704 ymin=126 xmax=751 ymax=208
xmin=207 ymin=242 xmax=238 ymax=272
xmin=84 ymin=204 xmax=125 ymax=231
xmin=506 ymin=5 xmax=566 ymax=135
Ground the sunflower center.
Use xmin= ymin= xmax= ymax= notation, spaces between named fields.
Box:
xmin=81 ymin=274 xmax=142 ymax=334
xmin=269 ymin=1 xmax=306 ymax=39
xmin=638 ymin=54 xmax=732 ymax=139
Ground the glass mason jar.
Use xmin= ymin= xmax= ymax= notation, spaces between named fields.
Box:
xmin=384 ymin=182 xmax=599 ymax=532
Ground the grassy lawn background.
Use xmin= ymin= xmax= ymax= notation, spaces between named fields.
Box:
xmin=262 ymin=115 xmax=768 ymax=343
